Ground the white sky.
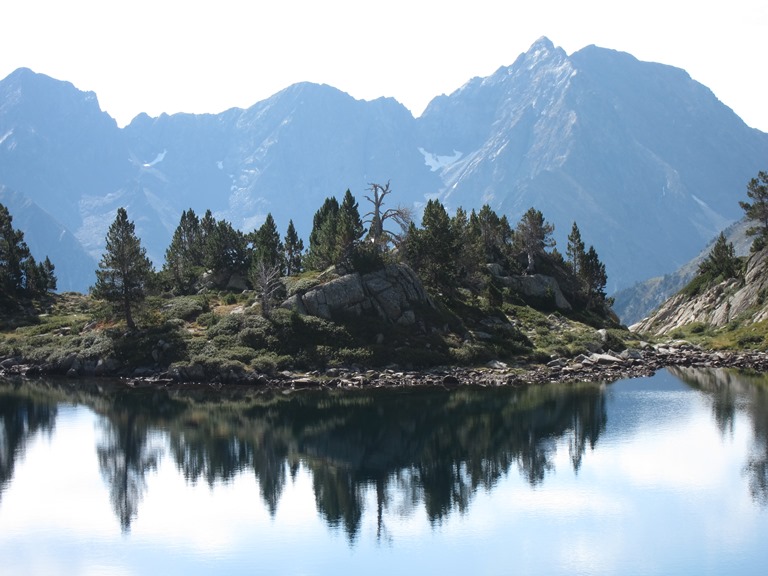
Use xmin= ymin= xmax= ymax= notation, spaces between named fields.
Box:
xmin=1 ymin=0 xmax=766 ymax=131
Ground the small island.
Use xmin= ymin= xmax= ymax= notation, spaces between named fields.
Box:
xmin=3 ymin=175 xmax=768 ymax=388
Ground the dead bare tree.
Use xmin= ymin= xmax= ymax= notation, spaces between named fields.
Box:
xmin=250 ymin=258 xmax=283 ymax=316
xmin=363 ymin=182 xmax=412 ymax=248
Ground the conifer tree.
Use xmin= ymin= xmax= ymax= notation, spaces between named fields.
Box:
xmin=283 ymin=220 xmax=304 ymax=276
xmin=337 ymin=189 xmax=365 ymax=258
xmin=740 ymin=170 xmax=768 ymax=251
xmin=698 ymin=232 xmax=739 ymax=280
xmin=0 ymin=203 xmax=56 ymax=304
xmin=515 ymin=208 xmax=555 ymax=274
xmin=253 ymin=214 xmax=283 ymax=267
xmin=0 ymin=202 xmax=30 ymax=295
xmin=307 ymin=197 xmax=340 ymax=270
xmin=405 ymin=199 xmax=458 ymax=293
xmin=566 ymin=222 xmax=586 ymax=275
xmin=164 ymin=208 xmax=204 ymax=294
xmin=92 ymin=207 xmax=153 ymax=330
xmin=581 ymin=246 xmax=608 ymax=308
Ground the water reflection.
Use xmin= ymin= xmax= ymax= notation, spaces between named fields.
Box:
xmin=669 ymin=367 xmax=768 ymax=506
xmin=0 ymin=383 xmax=57 ymax=504
xmin=1 ymin=367 xmax=767 ymax=537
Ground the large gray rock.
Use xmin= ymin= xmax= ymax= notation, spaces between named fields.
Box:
xmin=281 ymin=263 xmax=434 ymax=325
xmin=497 ymin=274 xmax=572 ymax=311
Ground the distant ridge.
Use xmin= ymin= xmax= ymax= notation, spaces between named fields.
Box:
xmin=1 ymin=38 xmax=767 ymax=293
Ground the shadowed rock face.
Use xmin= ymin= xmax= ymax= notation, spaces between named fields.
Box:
xmin=282 ymin=263 xmax=433 ymax=325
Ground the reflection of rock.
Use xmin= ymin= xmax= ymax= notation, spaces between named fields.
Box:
xmin=281 ymin=263 xmax=434 ymax=326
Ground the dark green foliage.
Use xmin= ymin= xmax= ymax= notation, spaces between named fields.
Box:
xmin=403 ymin=199 xmax=458 ymax=294
xmin=566 ymin=222 xmax=586 ymax=275
xmin=203 ymin=218 xmax=248 ymax=279
xmin=251 ymin=213 xmax=284 ymax=271
xmin=306 ymin=197 xmax=340 ymax=270
xmin=740 ymin=170 xmax=768 ymax=251
xmin=581 ymin=246 xmax=608 ymax=308
xmin=0 ymin=203 xmax=56 ymax=307
xmin=515 ymin=207 xmax=555 ymax=274
xmin=698 ymin=232 xmax=740 ymax=280
xmin=92 ymin=207 xmax=153 ymax=330
xmin=337 ymin=190 xmax=365 ymax=254
xmin=683 ymin=232 xmax=742 ymax=298
xmin=283 ymin=220 xmax=304 ymax=276
xmin=164 ymin=208 xmax=205 ymax=294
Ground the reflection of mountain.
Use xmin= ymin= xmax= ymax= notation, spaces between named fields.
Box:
xmin=670 ymin=367 xmax=768 ymax=505
xmin=0 ymin=384 xmax=57 ymax=504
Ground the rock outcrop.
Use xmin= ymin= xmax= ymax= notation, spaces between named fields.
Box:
xmin=281 ymin=263 xmax=434 ymax=326
xmin=488 ymin=264 xmax=572 ymax=311
xmin=632 ymin=246 xmax=768 ymax=335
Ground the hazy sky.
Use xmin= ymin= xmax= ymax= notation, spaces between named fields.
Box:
xmin=2 ymin=0 xmax=766 ymax=131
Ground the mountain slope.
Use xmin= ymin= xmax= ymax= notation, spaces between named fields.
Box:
xmin=632 ymin=244 xmax=768 ymax=336
xmin=613 ymin=219 xmax=754 ymax=324
xmin=417 ymin=38 xmax=768 ymax=291
xmin=1 ymin=39 xmax=767 ymax=294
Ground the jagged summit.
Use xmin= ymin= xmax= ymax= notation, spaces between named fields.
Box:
xmin=1 ymin=41 xmax=767 ymax=294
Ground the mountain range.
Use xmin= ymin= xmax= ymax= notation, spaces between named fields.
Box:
xmin=1 ymin=37 xmax=767 ymax=312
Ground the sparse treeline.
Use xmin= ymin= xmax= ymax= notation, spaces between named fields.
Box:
xmin=0 ymin=202 xmax=56 ymax=311
xmin=91 ymin=183 xmax=611 ymax=327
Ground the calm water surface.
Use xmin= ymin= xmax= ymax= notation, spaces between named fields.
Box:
xmin=1 ymin=367 xmax=767 ymax=575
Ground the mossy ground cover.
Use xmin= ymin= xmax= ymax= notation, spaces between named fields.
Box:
xmin=1 ymin=286 xmax=635 ymax=377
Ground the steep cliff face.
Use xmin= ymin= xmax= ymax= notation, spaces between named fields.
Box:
xmin=632 ymin=247 xmax=768 ymax=335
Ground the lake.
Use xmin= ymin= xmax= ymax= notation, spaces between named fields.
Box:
xmin=1 ymin=367 xmax=767 ymax=575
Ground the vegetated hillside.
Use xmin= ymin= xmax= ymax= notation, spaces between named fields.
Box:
xmin=614 ymin=219 xmax=754 ymax=325
xmin=1 ymin=38 xmax=767 ymax=293
xmin=632 ymin=244 xmax=768 ymax=349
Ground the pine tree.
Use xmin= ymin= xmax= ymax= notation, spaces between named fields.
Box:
xmin=566 ymin=222 xmax=586 ymax=275
xmin=581 ymin=246 xmax=608 ymax=308
xmin=739 ymin=170 xmax=768 ymax=251
xmin=92 ymin=207 xmax=153 ymax=330
xmin=336 ymin=189 xmax=365 ymax=259
xmin=164 ymin=208 xmax=204 ymax=294
xmin=698 ymin=232 xmax=739 ymax=280
xmin=0 ymin=202 xmax=30 ymax=295
xmin=405 ymin=199 xmax=458 ymax=293
xmin=0 ymin=203 xmax=56 ymax=304
xmin=252 ymin=213 xmax=284 ymax=272
xmin=515 ymin=208 xmax=555 ymax=274
xmin=283 ymin=220 xmax=304 ymax=276
xmin=307 ymin=197 xmax=340 ymax=270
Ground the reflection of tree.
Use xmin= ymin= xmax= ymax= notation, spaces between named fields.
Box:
xmin=670 ymin=367 xmax=768 ymax=506
xmin=97 ymin=406 xmax=162 ymax=532
xmin=3 ymin=376 xmax=609 ymax=540
xmin=0 ymin=386 xmax=57 ymax=503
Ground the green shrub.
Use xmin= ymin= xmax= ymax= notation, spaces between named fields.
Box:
xmin=162 ymin=296 xmax=207 ymax=321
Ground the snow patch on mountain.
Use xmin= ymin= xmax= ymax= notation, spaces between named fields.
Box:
xmin=142 ymin=149 xmax=166 ymax=167
xmin=418 ymin=148 xmax=463 ymax=172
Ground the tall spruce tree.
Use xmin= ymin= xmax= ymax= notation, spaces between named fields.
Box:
xmin=307 ymin=197 xmax=340 ymax=270
xmin=92 ymin=207 xmax=153 ymax=330
xmin=164 ymin=208 xmax=204 ymax=294
xmin=252 ymin=213 xmax=284 ymax=271
xmin=566 ymin=222 xmax=586 ymax=275
xmin=283 ymin=220 xmax=304 ymax=276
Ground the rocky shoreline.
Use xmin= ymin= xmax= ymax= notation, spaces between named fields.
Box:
xmin=2 ymin=341 xmax=768 ymax=391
